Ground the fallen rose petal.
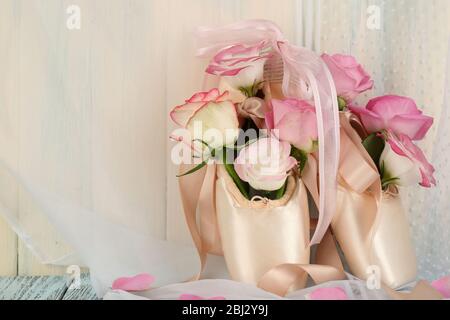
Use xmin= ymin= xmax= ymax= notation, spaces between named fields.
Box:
xmin=431 ymin=276 xmax=450 ymax=298
xmin=179 ymin=294 xmax=226 ymax=300
xmin=307 ymin=287 xmax=348 ymax=300
xmin=112 ymin=273 xmax=155 ymax=292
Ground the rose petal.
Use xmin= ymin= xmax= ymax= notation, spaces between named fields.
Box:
xmin=322 ymin=53 xmax=373 ymax=101
xmin=204 ymin=88 xmax=221 ymax=101
xmin=271 ymin=99 xmax=299 ymax=124
xmin=234 ymin=137 xmax=296 ymax=191
xmin=170 ymin=89 xmax=232 ymax=128
xmin=389 ymin=114 xmax=434 ymax=140
xmin=307 ymin=287 xmax=348 ymax=300
xmin=431 ymin=276 xmax=450 ymax=298
xmin=367 ymin=95 xmax=421 ymax=115
xmin=385 ymin=132 xmax=436 ymax=187
xmin=187 ymin=91 xmax=208 ymax=103
xmin=205 ymin=41 xmax=270 ymax=87
xmin=179 ymin=294 xmax=203 ymax=300
xmin=349 ymin=106 xmax=385 ymax=134
xmin=269 ymin=99 xmax=317 ymax=151
xmin=170 ymin=101 xmax=206 ymax=127
xmin=179 ymin=294 xmax=226 ymax=300
xmin=355 ymin=95 xmax=433 ymax=139
xmin=220 ymin=66 xmax=250 ymax=77
xmin=112 ymin=273 xmax=155 ymax=292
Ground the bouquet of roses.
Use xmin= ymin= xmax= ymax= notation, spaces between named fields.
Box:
xmin=323 ymin=53 xmax=435 ymax=288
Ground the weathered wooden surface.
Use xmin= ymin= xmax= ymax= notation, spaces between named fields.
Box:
xmin=62 ymin=274 xmax=98 ymax=300
xmin=0 ymin=274 xmax=98 ymax=300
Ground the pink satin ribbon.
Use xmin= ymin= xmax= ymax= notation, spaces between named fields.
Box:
xmin=338 ymin=112 xmax=381 ymax=198
xmin=178 ymin=163 xmax=222 ymax=280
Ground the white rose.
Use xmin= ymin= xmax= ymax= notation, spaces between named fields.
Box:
xmin=218 ymin=80 xmax=247 ymax=104
xmin=187 ymin=101 xmax=239 ymax=150
xmin=206 ymin=41 xmax=271 ymax=103
xmin=219 ymin=58 xmax=267 ymax=90
xmin=379 ymin=141 xmax=421 ymax=187
xmin=170 ymin=89 xmax=239 ymax=150
xmin=234 ymin=137 xmax=297 ymax=191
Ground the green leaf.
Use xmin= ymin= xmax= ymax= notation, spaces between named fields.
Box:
xmin=381 ymin=176 xmax=399 ymax=189
xmin=238 ymin=80 xmax=264 ymax=98
xmin=229 ymin=138 xmax=258 ymax=151
xmin=192 ymin=138 xmax=212 ymax=151
xmin=238 ymin=86 xmax=253 ymax=98
xmin=338 ymin=96 xmax=347 ymax=111
xmin=290 ymin=146 xmax=308 ymax=173
xmin=176 ymin=161 xmax=207 ymax=177
xmin=274 ymin=181 xmax=287 ymax=200
xmin=362 ymin=133 xmax=385 ymax=169
xmin=379 ymin=160 xmax=400 ymax=190
xmin=223 ymin=147 xmax=250 ymax=199
xmin=191 ymin=139 xmax=216 ymax=158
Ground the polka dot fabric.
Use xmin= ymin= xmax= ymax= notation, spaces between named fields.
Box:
xmin=320 ymin=0 xmax=450 ymax=280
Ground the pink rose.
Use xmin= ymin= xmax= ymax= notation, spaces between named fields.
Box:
xmin=265 ymin=99 xmax=318 ymax=153
xmin=322 ymin=53 xmax=373 ymax=102
xmin=237 ymin=97 xmax=267 ymax=128
xmin=350 ymin=95 xmax=433 ymax=140
xmin=380 ymin=131 xmax=436 ymax=188
xmin=234 ymin=137 xmax=297 ymax=191
xmin=206 ymin=41 xmax=272 ymax=102
xmin=170 ymin=89 xmax=239 ymax=149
